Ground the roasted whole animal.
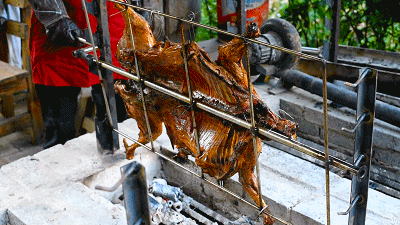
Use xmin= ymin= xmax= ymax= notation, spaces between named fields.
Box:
xmin=113 ymin=2 xmax=297 ymax=224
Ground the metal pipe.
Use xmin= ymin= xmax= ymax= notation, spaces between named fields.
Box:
xmin=121 ymin=161 xmax=151 ymax=225
xmin=275 ymin=69 xmax=400 ymax=128
xmin=99 ymin=60 xmax=357 ymax=175
xmin=348 ymin=69 xmax=377 ymax=225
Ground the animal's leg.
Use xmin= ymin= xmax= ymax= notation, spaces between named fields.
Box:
xmin=239 ymin=169 xmax=274 ymax=225
xmin=124 ymin=113 xmax=163 ymax=160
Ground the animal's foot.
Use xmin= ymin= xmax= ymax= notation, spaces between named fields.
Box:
xmin=123 ymin=138 xmax=136 ymax=160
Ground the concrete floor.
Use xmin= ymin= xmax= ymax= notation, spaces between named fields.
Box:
xmin=0 ymin=91 xmax=43 ymax=167
xmin=0 ymin=131 xmax=43 ymax=168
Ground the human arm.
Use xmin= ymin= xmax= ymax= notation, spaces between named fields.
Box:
xmin=28 ymin=0 xmax=83 ymax=45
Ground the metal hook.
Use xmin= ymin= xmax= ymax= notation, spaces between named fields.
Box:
xmin=341 ymin=112 xmax=369 ymax=133
xmin=345 ymin=68 xmax=370 ymax=88
xmin=337 ymin=195 xmax=362 ymax=215
xmin=354 ymin=154 xmax=366 ymax=168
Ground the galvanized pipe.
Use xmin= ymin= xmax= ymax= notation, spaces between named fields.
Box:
xmin=275 ymin=69 xmax=400 ymax=128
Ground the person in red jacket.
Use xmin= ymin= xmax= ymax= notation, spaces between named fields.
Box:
xmin=28 ymin=0 xmax=127 ymax=149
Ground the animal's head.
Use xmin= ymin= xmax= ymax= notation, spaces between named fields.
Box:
xmin=254 ymin=100 xmax=298 ymax=140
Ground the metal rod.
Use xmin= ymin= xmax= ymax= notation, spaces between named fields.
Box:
xmin=322 ymin=61 xmax=331 ymax=225
xmin=180 ymin=23 xmax=201 ymax=157
xmin=98 ymin=60 xmax=358 ymax=175
xmin=107 ymin=0 xmax=323 ymax=63
xmin=77 ymin=37 xmax=92 ymax=46
xmin=81 ymin=0 xmax=114 ymax=129
xmin=348 ymin=68 xmax=377 ymax=225
xmin=341 ymin=112 xmax=369 ymax=133
xmin=245 ymin=41 xmax=265 ymax=212
xmin=127 ymin=6 xmax=155 ymax=151
xmin=113 ymin=128 xmax=293 ymax=225
xmin=338 ymin=194 xmax=362 ymax=215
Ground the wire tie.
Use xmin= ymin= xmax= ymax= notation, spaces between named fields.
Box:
xmin=257 ymin=205 xmax=269 ymax=220
xmin=251 ymin=127 xmax=259 ymax=136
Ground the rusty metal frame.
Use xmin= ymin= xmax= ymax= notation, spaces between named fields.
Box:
xmin=77 ymin=1 xmax=377 ymax=225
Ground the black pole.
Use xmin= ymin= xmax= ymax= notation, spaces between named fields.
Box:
xmin=121 ymin=162 xmax=151 ymax=225
xmin=96 ymin=0 xmax=120 ymax=153
xmin=329 ymin=0 xmax=341 ymax=62
xmin=348 ymin=68 xmax=377 ymax=224
xmin=275 ymin=69 xmax=400 ymax=128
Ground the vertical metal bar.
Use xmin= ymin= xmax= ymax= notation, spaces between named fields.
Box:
xmin=329 ymin=0 xmax=341 ymax=62
xmin=121 ymin=161 xmax=151 ymax=225
xmin=348 ymin=68 xmax=377 ymax=225
xmin=82 ymin=0 xmax=119 ymax=153
xmin=180 ymin=23 xmax=201 ymax=156
xmin=245 ymin=43 xmax=264 ymax=213
xmin=127 ymin=7 xmax=155 ymax=150
xmin=236 ymin=0 xmax=246 ymax=35
xmin=98 ymin=0 xmax=120 ymax=152
xmin=322 ymin=60 xmax=331 ymax=225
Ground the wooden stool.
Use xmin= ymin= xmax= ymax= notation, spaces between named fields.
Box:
xmin=0 ymin=0 xmax=43 ymax=144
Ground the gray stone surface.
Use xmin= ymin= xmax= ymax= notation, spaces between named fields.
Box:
xmin=0 ymin=78 xmax=399 ymax=225
xmin=7 ymin=182 xmax=126 ymax=225
xmin=279 ymin=91 xmax=400 ymax=196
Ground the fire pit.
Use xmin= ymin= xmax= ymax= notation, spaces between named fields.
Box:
xmin=82 ymin=146 xmax=263 ymax=225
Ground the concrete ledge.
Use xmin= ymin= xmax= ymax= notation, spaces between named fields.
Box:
xmin=279 ymin=92 xmax=400 ymax=197
xmin=7 ymin=182 xmax=126 ymax=225
xmin=1 ymin=118 xmax=399 ymax=225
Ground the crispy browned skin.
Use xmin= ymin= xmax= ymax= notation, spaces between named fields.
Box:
xmin=113 ymin=2 xmax=297 ymax=224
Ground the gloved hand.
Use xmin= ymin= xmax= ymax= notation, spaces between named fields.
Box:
xmin=46 ymin=18 xmax=84 ymax=46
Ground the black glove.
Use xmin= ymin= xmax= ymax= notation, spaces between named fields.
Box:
xmin=47 ymin=18 xmax=84 ymax=46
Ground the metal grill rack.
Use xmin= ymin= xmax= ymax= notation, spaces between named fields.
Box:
xmin=74 ymin=1 xmax=378 ymax=224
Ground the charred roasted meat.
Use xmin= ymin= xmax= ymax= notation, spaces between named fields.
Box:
xmin=113 ymin=2 xmax=297 ymax=224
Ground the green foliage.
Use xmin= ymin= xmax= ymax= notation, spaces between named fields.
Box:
xmin=194 ymin=0 xmax=400 ymax=52
xmin=195 ymin=0 xmax=218 ymax=42
xmin=278 ymin=0 xmax=331 ymax=48
xmin=279 ymin=0 xmax=400 ymax=52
